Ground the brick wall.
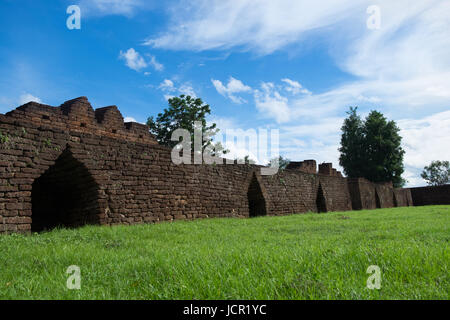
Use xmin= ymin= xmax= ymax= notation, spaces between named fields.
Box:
xmin=410 ymin=185 xmax=450 ymax=206
xmin=347 ymin=178 xmax=412 ymax=210
xmin=0 ymin=97 xmax=427 ymax=234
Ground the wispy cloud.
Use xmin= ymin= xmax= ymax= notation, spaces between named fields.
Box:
xmin=146 ymin=1 xmax=450 ymax=116
xmin=148 ymin=54 xmax=164 ymax=71
xmin=398 ymin=110 xmax=450 ymax=186
xmin=211 ymin=77 xmax=251 ymax=103
xmin=253 ymin=82 xmax=290 ymax=123
xmin=145 ymin=0 xmax=361 ymax=53
xmin=158 ymin=79 xmax=176 ymax=92
xmin=77 ymin=0 xmax=152 ymax=17
xmin=157 ymin=79 xmax=197 ymax=100
xmin=119 ymin=48 xmax=148 ymax=71
xmin=124 ymin=116 xmax=137 ymax=122
xmin=119 ymin=48 xmax=164 ymax=72
xmin=281 ymin=78 xmax=311 ymax=95
xmin=143 ymin=0 xmax=450 ymax=186
xmin=19 ymin=93 xmax=42 ymax=105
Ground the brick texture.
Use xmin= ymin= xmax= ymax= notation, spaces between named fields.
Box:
xmin=0 ymin=97 xmax=418 ymax=233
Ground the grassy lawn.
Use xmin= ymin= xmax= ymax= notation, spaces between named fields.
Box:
xmin=0 ymin=206 xmax=449 ymax=300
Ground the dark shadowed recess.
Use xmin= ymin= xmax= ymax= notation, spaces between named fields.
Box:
xmin=375 ymin=191 xmax=381 ymax=209
xmin=31 ymin=149 xmax=101 ymax=232
xmin=316 ymin=183 xmax=327 ymax=213
xmin=247 ymin=173 xmax=267 ymax=217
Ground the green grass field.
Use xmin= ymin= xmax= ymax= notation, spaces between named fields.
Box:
xmin=0 ymin=206 xmax=449 ymax=300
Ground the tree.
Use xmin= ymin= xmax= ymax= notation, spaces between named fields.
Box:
xmin=267 ymin=156 xmax=290 ymax=170
xmin=339 ymin=107 xmax=406 ymax=187
xmin=421 ymin=160 xmax=450 ymax=186
xmin=147 ymin=95 xmax=226 ymax=155
xmin=338 ymin=107 xmax=365 ymax=178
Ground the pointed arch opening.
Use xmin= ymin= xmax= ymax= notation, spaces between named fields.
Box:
xmin=375 ymin=190 xmax=381 ymax=209
xmin=31 ymin=149 xmax=101 ymax=232
xmin=393 ymin=192 xmax=398 ymax=207
xmin=316 ymin=183 xmax=327 ymax=213
xmin=247 ymin=173 xmax=267 ymax=217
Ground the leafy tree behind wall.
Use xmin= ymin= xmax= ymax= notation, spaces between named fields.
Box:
xmin=147 ymin=95 xmax=226 ymax=155
xmin=339 ymin=107 xmax=406 ymax=187
xmin=421 ymin=160 xmax=450 ymax=186
xmin=338 ymin=107 xmax=365 ymax=178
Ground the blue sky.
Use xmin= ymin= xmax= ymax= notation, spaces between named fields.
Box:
xmin=0 ymin=0 xmax=449 ymax=186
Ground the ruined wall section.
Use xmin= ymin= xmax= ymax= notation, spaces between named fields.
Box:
xmin=347 ymin=178 xmax=412 ymax=210
xmin=375 ymin=182 xmax=395 ymax=208
xmin=318 ymin=174 xmax=353 ymax=212
xmin=0 ymin=122 xmax=110 ymax=232
xmin=0 ymin=96 xmax=428 ymax=234
xmin=259 ymin=169 xmax=352 ymax=215
xmin=347 ymin=178 xmax=377 ymax=210
xmin=0 ymin=99 xmax=261 ymax=233
xmin=393 ymin=188 xmax=413 ymax=207
xmin=4 ymin=97 xmax=157 ymax=145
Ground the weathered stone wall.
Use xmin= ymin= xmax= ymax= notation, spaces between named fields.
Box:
xmin=258 ymin=169 xmax=352 ymax=215
xmin=0 ymin=99 xmax=257 ymax=233
xmin=286 ymin=160 xmax=316 ymax=174
xmin=347 ymin=178 xmax=377 ymax=210
xmin=393 ymin=188 xmax=413 ymax=207
xmin=410 ymin=185 xmax=450 ymax=206
xmin=0 ymin=97 xmax=432 ymax=234
xmin=347 ymin=178 xmax=412 ymax=210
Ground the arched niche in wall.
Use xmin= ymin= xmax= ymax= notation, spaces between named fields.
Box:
xmin=375 ymin=190 xmax=381 ymax=209
xmin=31 ymin=148 xmax=102 ymax=232
xmin=247 ymin=173 xmax=267 ymax=217
xmin=316 ymin=183 xmax=327 ymax=213
xmin=393 ymin=191 xmax=398 ymax=207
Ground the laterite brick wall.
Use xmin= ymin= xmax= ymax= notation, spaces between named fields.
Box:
xmin=410 ymin=185 xmax=450 ymax=206
xmin=0 ymin=97 xmax=417 ymax=233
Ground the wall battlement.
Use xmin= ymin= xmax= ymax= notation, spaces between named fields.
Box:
xmin=287 ymin=160 xmax=342 ymax=177
xmin=1 ymin=97 xmax=157 ymax=145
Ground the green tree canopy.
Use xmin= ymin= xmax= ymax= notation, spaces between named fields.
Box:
xmin=339 ymin=107 xmax=405 ymax=187
xmin=147 ymin=95 xmax=226 ymax=155
xmin=421 ymin=160 xmax=450 ymax=186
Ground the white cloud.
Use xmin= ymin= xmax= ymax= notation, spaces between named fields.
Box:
xmin=158 ymin=79 xmax=175 ymax=92
xmin=78 ymin=0 xmax=150 ymax=17
xmin=281 ymin=78 xmax=311 ymax=95
xmin=397 ymin=110 xmax=450 ymax=186
xmin=178 ymin=84 xmax=196 ymax=97
xmin=19 ymin=93 xmax=42 ymax=105
xmin=119 ymin=49 xmax=164 ymax=72
xmin=119 ymin=48 xmax=148 ymax=71
xmin=124 ymin=116 xmax=137 ymax=122
xmin=147 ymin=1 xmax=450 ymax=116
xmin=146 ymin=0 xmax=450 ymax=185
xmin=148 ymin=55 xmax=164 ymax=71
xmin=211 ymin=77 xmax=251 ymax=103
xmin=254 ymin=82 xmax=290 ymax=123
xmin=145 ymin=0 xmax=361 ymax=53
xmin=158 ymin=79 xmax=197 ymax=99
